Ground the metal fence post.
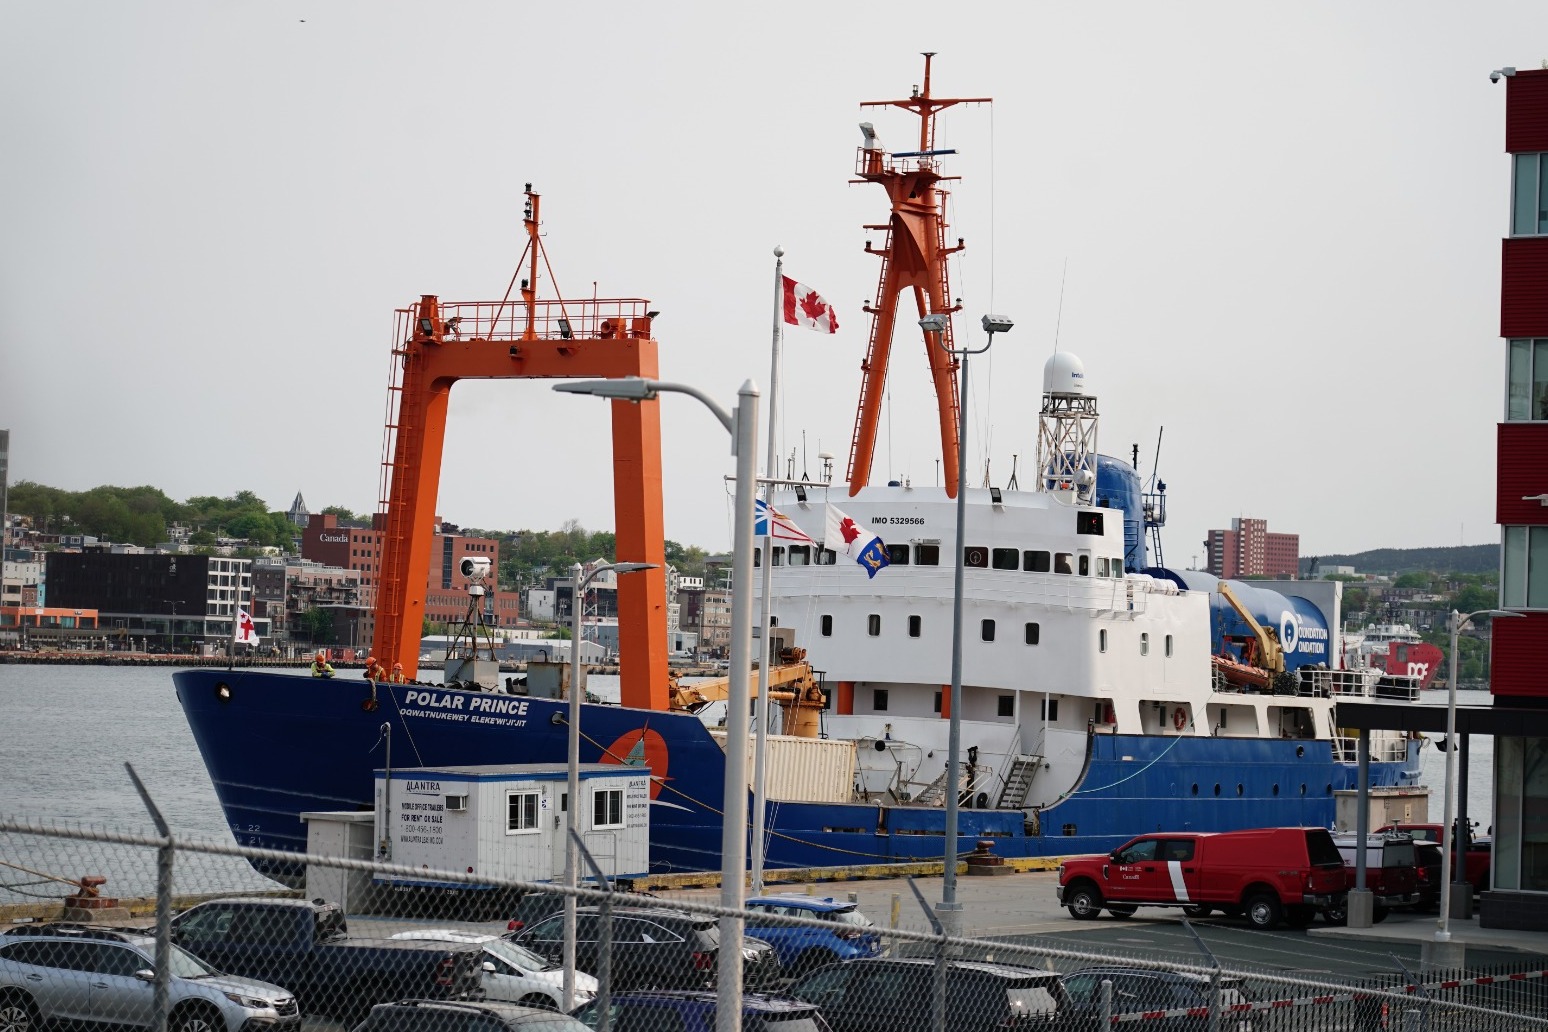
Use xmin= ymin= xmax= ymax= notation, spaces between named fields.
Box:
xmin=905 ymin=877 xmax=947 ymax=1032
xmin=1179 ymin=918 xmax=1222 ymax=1032
xmin=126 ymin=764 xmax=173 ymax=1032
xmin=1100 ymin=978 xmax=1113 ymax=1032
xmin=570 ymin=831 xmax=612 ymax=1032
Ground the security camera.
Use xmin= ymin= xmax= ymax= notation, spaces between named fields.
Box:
xmin=1491 ymin=71 xmax=1502 ymax=83
xmin=1491 ymin=67 xmax=1517 ymax=83
xmin=459 ymin=556 xmax=492 ymax=582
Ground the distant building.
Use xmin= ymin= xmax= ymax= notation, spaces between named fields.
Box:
xmin=286 ymin=491 xmax=310 ymax=528
xmin=1204 ymin=518 xmax=1300 ymax=579
xmin=42 ymin=552 xmax=266 ymax=648
xmin=0 ymin=428 xmax=9 ymax=549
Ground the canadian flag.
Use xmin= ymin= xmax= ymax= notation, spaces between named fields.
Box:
xmin=235 ymin=607 xmax=260 ymax=647
xmin=781 ymin=276 xmax=839 ymax=334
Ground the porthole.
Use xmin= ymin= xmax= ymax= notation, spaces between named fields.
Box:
xmin=1191 ymin=784 xmax=1199 ymax=796
xmin=1272 ymin=784 xmax=1280 ymax=796
xmin=1326 ymin=784 xmax=1334 ymax=795
xmin=1300 ymin=783 xmax=1307 ymax=796
xmin=1295 ymin=745 xmax=1305 ymax=758
xmin=1236 ymin=784 xmax=1244 ymax=796
xmin=215 ymin=682 xmax=232 ymax=703
xmin=1213 ymin=784 xmax=1221 ymax=796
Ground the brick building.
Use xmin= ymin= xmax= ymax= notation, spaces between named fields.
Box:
xmin=1204 ymin=518 xmax=1300 ymax=579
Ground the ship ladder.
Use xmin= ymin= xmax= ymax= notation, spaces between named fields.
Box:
xmin=912 ymin=764 xmax=955 ymax=806
xmin=995 ymin=754 xmax=1044 ymax=809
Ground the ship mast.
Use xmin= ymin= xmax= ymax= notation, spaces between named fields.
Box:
xmin=846 ymin=54 xmax=990 ymax=497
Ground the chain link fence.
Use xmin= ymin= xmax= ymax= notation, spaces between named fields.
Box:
xmin=3 ymin=813 xmax=1547 ymax=1032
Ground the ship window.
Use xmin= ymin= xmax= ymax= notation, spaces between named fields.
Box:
xmin=1507 ymin=339 xmax=1548 ymax=420
xmin=991 ymin=548 xmax=1019 ymax=570
xmin=886 ymin=544 xmax=910 ymax=565
xmin=593 ymin=788 xmax=624 ymax=829
xmin=873 ymin=688 xmax=889 ymax=711
xmin=1512 ymin=153 xmax=1548 ymax=235
xmin=964 ymin=547 xmax=988 ymax=568
xmin=933 ymin=691 xmax=942 ymax=713
xmin=1140 ymin=633 xmax=1150 ymax=656
xmin=1165 ymin=634 xmax=1174 ymax=657
xmin=1096 ymin=557 xmax=1109 ymax=577
xmin=817 ymin=548 xmax=836 ymax=565
xmin=1099 ymin=628 xmax=1108 ymax=653
xmin=1025 ymin=622 xmax=1040 ymax=645
xmin=772 ymin=547 xmax=785 ymax=567
xmin=820 ymin=614 xmax=833 ymax=637
xmin=915 ymin=544 xmax=940 ymax=565
xmin=753 ymin=550 xmax=761 ymax=568
xmin=1503 ymin=525 xmax=1548 ymax=607
xmin=981 ymin=619 xmax=996 ymax=642
xmin=789 ymin=545 xmax=811 ymax=566
xmin=1024 ymin=550 xmax=1051 ymax=573
xmin=908 ymin=615 xmax=922 ymax=637
xmin=867 ymin=614 xmax=881 ymax=637
xmin=1041 ymin=699 xmax=1058 ymax=721
xmin=998 ymin=695 xmax=1014 ymax=717
xmin=1076 ymin=511 xmax=1104 ymax=535
xmin=1078 ymin=554 xmax=1090 ymax=576
xmin=1054 ymin=553 xmax=1073 ymax=575
xmin=506 ymin=791 xmax=540 ymax=834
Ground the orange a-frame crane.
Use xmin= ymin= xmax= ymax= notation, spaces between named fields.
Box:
xmin=846 ymin=54 xmax=990 ymax=498
xmin=371 ymin=186 xmax=669 ymax=710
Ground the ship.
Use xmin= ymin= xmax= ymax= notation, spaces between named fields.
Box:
xmin=1341 ymin=622 xmax=1445 ymax=690
xmin=173 ymin=56 xmax=1421 ymax=882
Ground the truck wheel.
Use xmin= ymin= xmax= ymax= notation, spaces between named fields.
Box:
xmin=0 ymin=990 xmax=40 ymax=1032
xmin=1106 ymin=904 xmax=1138 ymax=918
xmin=1244 ymin=892 xmax=1283 ymax=930
xmin=1181 ymin=905 xmax=1212 ymax=919
xmin=1065 ymin=883 xmax=1104 ymax=920
xmin=1323 ymin=903 xmax=1348 ymax=926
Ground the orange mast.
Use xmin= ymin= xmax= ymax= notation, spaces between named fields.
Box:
xmin=372 ymin=186 xmax=669 ymax=710
xmin=846 ymin=54 xmax=990 ymax=497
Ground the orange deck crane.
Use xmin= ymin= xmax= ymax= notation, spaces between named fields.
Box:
xmin=371 ymin=185 xmax=669 ymax=710
xmin=846 ymin=53 xmax=990 ymax=497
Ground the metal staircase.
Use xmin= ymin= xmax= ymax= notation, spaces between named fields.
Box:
xmin=996 ymin=755 xmax=1044 ymax=809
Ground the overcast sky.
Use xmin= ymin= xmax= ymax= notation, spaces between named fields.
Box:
xmin=2 ymin=3 xmax=1540 ymax=563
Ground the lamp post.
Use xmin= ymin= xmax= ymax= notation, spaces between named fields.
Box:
xmin=1436 ymin=607 xmax=1516 ymax=942
xmin=563 ymin=559 xmax=655 ymax=1011
xmin=918 ymin=312 xmax=1012 ymax=933
xmin=555 ymin=376 xmax=759 ymax=1032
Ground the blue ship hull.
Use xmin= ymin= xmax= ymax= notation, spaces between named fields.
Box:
xmin=173 ymin=668 xmax=1422 ymax=879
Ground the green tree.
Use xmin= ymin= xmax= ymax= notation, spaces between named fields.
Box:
xmin=1394 ymin=572 xmax=1431 ymax=591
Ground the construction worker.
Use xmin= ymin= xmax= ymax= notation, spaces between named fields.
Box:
xmin=310 ymin=650 xmax=335 ymax=678
xmin=363 ymin=655 xmax=388 ymax=681
xmin=389 ymin=661 xmax=407 ymax=684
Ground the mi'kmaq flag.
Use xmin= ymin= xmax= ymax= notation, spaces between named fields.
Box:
xmin=755 ymin=499 xmax=815 ymax=543
xmin=235 ymin=608 xmax=261 ymax=647
xmin=824 ymin=503 xmax=890 ymax=579
xmin=781 ymin=276 xmax=839 ymax=334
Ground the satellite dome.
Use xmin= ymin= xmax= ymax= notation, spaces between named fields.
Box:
xmin=1042 ymin=353 xmax=1088 ymax=395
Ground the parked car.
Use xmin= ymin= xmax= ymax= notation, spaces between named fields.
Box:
xmin=504 ymin=890 xmax=658 ymax=934
xmin=352 ymin=999 xmax=590 ymax=1032
xmin=1056 ymin=827 xmax=1347 ymax=930
xmin=574 ymin=990 xmax=831 ymax=1032
xmin=509 ymin=906 xmax=779 ymax=992
xmin=169 ymin=897 xmax=484 ymax=1021
xmin=390 ymin=930 xmax=597 ymax=1010
xmin=742 ymin=895 xmax=883 ymax=973
xmin=787 ymin=957 xmax=1062 ymax=1032
xmin=0 ymin=923 xmax=299 ymax=1032
xmin=1377 ymin=822 xmax=1492 ymax=892
xmin=1324 ymin=834 xmax=1419 ymax=924
xmin=1059 ymin=967 xmax=1255 ymax=1032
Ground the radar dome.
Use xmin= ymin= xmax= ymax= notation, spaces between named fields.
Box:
xmin=1042 ymin=353 xmax=1088 ymax=395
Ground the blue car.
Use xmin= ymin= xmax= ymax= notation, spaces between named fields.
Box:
xmin=742 ymin=895 xmax=883 ymax=974
xmin=574 ymin=990 xmax=829 ymax=1032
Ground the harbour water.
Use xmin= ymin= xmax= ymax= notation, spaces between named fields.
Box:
xmin=0 ymin=663 xmax=1498 ymax=904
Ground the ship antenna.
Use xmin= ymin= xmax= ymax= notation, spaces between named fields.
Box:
xmin=1053 ymin=258 xmax=1068 ymax=354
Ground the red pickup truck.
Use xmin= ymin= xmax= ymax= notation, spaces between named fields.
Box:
xmin=1325 ymin=833 xmax=1419 ymax=924
xmin=1377 ymin=822 xmax=1491 ymax=895
xmin=1056 ymin=827 xmax=1347 ymax=930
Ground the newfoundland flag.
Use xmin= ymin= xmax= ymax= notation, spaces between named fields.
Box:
xmin=823 ymin=503 xmax=890 ymax=578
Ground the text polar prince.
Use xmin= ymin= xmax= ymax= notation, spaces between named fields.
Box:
xmin=403 ymin=690 xmax=530 ymax=715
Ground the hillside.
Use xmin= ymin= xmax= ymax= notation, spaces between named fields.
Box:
xmin=1302 ymin=544 xmax=1497 ymax=577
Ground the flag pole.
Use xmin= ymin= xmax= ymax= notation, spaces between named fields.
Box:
xmin=227 ymin=557 xmax=242 ymax=670
xmin=751 ymin=247 xmax=785 ymax=896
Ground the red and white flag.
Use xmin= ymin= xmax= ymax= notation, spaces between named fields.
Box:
xmin=235 ymin=608 xmax=260 ymax=647
xmin=781 ymin=276 xmax=839 ymax=334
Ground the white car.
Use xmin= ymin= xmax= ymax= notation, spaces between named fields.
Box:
xmin=389 ymin=930 xmax=598 ymax=1010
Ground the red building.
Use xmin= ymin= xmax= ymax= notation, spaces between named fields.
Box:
xmin=1487 ymin=66 xmax=1548 ymax=928
xmin=1204 ymin=518 xmax=1300 ymax=578
xmin=301 ymin=514 xmax=521 ymax=638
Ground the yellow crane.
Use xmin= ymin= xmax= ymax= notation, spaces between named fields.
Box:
xmin=668 ymin=644 xmax=827 ymax=738
xmin=1215 ymin=580 xmax=1294 ymax=693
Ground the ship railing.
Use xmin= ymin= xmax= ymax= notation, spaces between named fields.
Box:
xmin=402 ymin=298 xmax=653 ymax=343
xmin=1332 ymin=730 xmax=1410 ymax=764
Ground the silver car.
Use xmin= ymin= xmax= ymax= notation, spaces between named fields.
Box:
xmin=0 ymin=925 xmax=299 ymax=1032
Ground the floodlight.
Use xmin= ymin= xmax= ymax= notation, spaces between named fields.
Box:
xmin=981 ymin=314 xmax=1014 ymax=335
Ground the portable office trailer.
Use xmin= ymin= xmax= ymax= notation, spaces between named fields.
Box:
xmin=374 ymin=763 xmax=650 ymax=888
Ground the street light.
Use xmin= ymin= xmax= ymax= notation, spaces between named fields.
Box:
xmin=555 ymin=376 xmax=759 ymax=1032
xmin=919 ymin=312 xmax=1012 ymax=934
xmin=563 ymin=559 xmax=655 ymax=1011
xmin=1435 ymin=606 xmax=1519 ymax=942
